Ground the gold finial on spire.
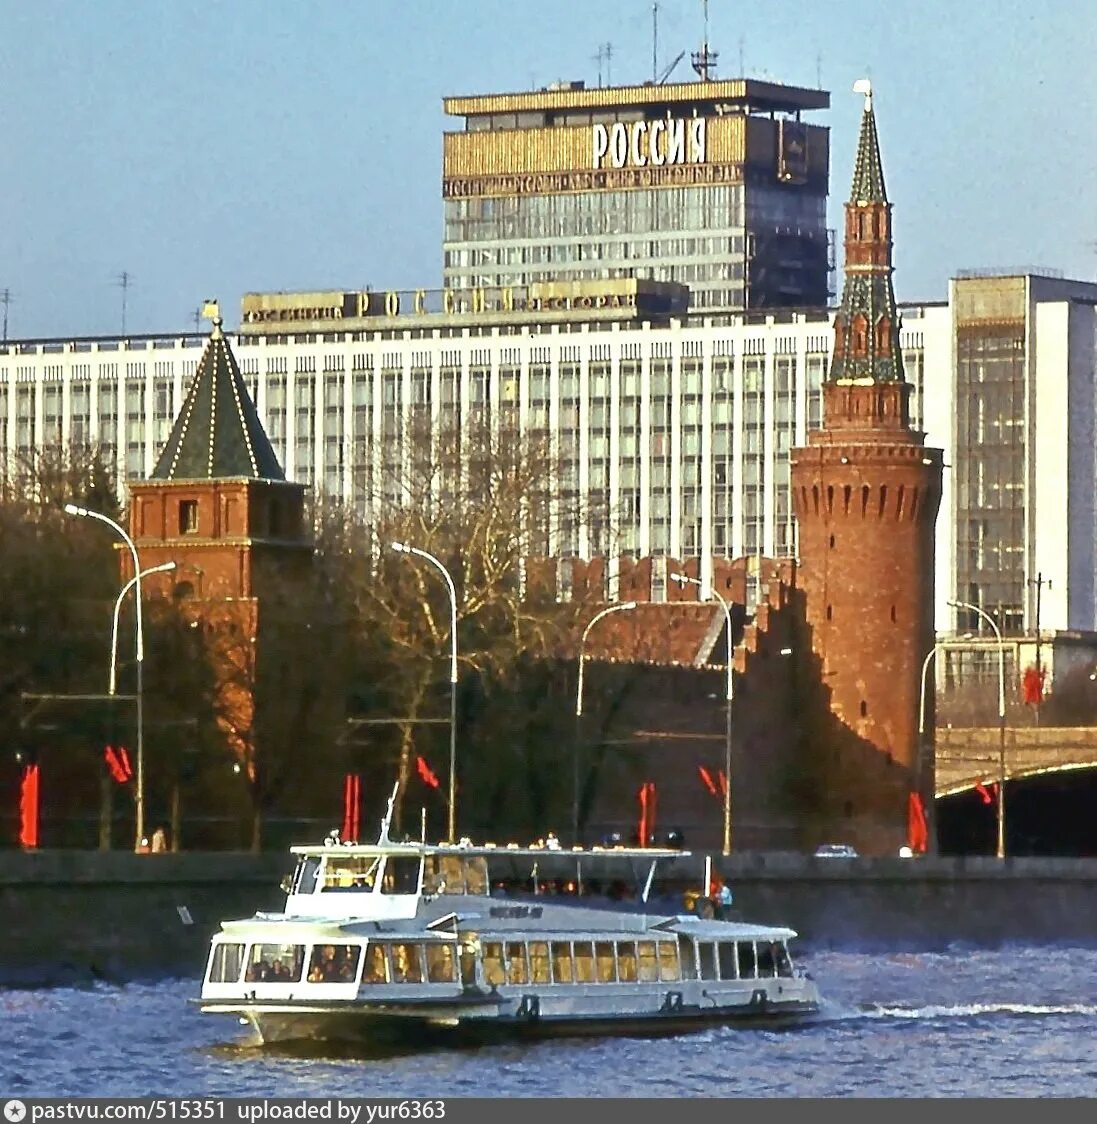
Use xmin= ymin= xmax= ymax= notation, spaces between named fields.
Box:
xmin=201 ymin=298 xmax=222 ymax=339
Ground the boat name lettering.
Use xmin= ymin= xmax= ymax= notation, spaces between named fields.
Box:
xmin=489 ymin=905 xmax=544 ymax=919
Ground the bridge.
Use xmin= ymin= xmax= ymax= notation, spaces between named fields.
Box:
xmin=935 ymin=726 xmax=1097 ymax=796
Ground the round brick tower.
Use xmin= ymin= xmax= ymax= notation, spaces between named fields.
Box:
xmin=790 ymin=82 xmax=943 ymax=855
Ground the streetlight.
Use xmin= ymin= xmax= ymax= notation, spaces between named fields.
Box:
xmin=949 ymin=599 xmax=1008 ymax=858
xmin=391 ymin=542 xmax=458 ymax=842
xmin=64 ymin=503 xmax=148 ymax=851
xmin=670 ymin=572 xmax=735 ymax=855
xmin=574 ymin=601 xmax=638 ymax=845
xmin=110 ymin=562 xmax=177 ymax=696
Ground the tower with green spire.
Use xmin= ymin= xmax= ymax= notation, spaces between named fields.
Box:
xmin=790 ymin=82 xmax=944 ymax=857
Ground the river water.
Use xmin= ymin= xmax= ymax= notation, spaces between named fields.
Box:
xmin=3 ymin=946 xmax=1096 ymax=1098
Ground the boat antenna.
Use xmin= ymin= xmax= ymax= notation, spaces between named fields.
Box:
xmin=420 ymin=806 xmax=427 ymax=843
xmin=378 ymin=781 xmax=399 ymax=844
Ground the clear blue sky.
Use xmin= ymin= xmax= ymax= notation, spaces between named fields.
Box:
xmin=2 ymin=0 xmax=1095 ymax=338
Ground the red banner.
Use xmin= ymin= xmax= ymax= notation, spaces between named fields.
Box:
xmin=1022 ymin=665 xmax=1046 ymax=706
xmin=907 ymin=791 xmax=928 ymax=854
xmin=416 ymin=755 xmax=440 ymax=789
xmin=104 ymin=746 xmax=133 ymax=784
xmin=341 ymin=773 xmax=361 ymax=842
xmin=637 ymin=781 xmax=657 ymax=847
xmin=19 ymin=763 xmax=40 ymax=849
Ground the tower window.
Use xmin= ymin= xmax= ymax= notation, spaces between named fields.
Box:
xmin=826 ymin=604 xmax=833 ymax=621
xmin=859 ymin=700 xmax=868 ymax=717
xmin=179 ymin=500 xmax=199 ymax=535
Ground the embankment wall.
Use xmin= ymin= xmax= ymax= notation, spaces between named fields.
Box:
xmin=3 ymin=850 xmax=1097 ymax=986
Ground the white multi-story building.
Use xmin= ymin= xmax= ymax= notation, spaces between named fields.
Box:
xmin=2 ymin=271 xmax=1096 ymax=638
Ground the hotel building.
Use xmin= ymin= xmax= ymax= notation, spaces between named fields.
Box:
xmin=442 ymin=78 xmax=831 ymax=313
xmin=4 ymin=269 xmax=1097 ymax=642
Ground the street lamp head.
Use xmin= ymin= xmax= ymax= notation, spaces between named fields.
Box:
xmin=391 ymin=541 xmax=408 ymax=553
xmin=620 ymin=600 xmax=638 ymax=610
xmin=63 ymin=503 xmax=86 ymax=517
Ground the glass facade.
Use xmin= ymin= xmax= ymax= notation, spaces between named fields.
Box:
xmin=444 ymin=185 xmax=750 ymax=312
xmin=954 ymin=325 xmax=1027 ymax=633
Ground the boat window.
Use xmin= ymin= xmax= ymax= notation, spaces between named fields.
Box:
xmin=363 ymin=944 xmax=389 ymax=984
xmin=774 ymin=942 xmax=794 ymax=978
xmin=292 ymin=857 xmax=320 ymax=895
xmin=551 ymin=941 xmax=574 ymax=983
xmin=595 ymin=941 xmax=616 ymax=983
xmin=382 ymin=856 xmax=422 ymax=894
xmin=717 ymin=942 xmax=739 ymax=980
xmin=616 ymin=941 xmax=638 ymax=982
xmin=677 ymin=937 xmax=697 ymax=980
xmin=459 ymin=935 xmax=479 ymax=985
xmin=756 ymin=941 xmax=776 ymax=978
xmin=574 ymin=941 xmax=596 ymax=983
xmin=658 ymin=941 xmax=681 ymax=982
xmin=425 ymin=855 xmax=488 ymax=895
xmin=698 ymin=941 xmax=718 ymax=981
xmin=482 ymin=941 xmax=505 ymax=987
xmin=245 ymin=943 xmax=304 ymax=983
xmin=392 ymin=943 xmax=423 ymax=983
xmin=425 ymin=944 xmax=456 ymax=983
xmin=529 ymin=941 xmax=550 ymax=984
xmin=506 ymin=942 xmax=529 ymax=985
xmin=307 ymin=943 xmax=360 ymax=984
xmin=737 ymin=941 xmax=757 ymax=979
xmin=323 ymin=855 xmax=381 ymax=891
xmin=637 ymin=941 xmax=659 ymax=982
xmin=208 ymin=942 xmax=245 ymax=983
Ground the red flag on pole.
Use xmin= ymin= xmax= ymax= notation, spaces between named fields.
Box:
xmin=342 ymin=773 xmax=361 ymax=842
xmin=717 ymin=769 xmax=728 ymax=799
xmin=907 ymin=791 xmax=928 ymax=854
xmin=104 ymin=746 xmax=133 ymax=784
xmin=1022 ymin=666 xmax=1046 ymax=706
xmin=416 ymin=755 xmax=440 ymax=789
xmin=698 ymin=766 xmax=718 ymax=796
xmin=19 ymin=762 xmax=40 ymax=849
xmin=974 ymin=781 xmax=993 ymax=806
xmin=637 ymin=781 xmax=657 ymax=846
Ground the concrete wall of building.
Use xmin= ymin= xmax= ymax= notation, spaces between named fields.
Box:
xmin=4 ymin=850 xmax=1097 ymax=986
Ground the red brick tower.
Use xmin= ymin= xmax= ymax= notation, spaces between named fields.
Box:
xmin=790 ymin=82 xmax=943 ymax=855
xmin=126 ymin=310 xmax=311 ymax=767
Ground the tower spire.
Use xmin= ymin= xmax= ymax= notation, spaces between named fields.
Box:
xmin=828 ymin=79 xmax=903 ymax=388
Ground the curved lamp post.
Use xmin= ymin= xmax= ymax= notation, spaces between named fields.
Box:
xmin=575 ymin=601 xmax=638 ymax=845
xmin=64 ymin=503 xmax=148 ymax=851
xmin=671 ymin=573 xmax=736 ymax=854
xmin=949 ymin=598 xmax=1007 ymax=858
xmin=391 ymin=542 xmax=458 ymax=842
xmin=110 ymin=561 xmax=177 ymax=696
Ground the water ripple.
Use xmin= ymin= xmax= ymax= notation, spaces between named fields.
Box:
xmin=3 ymin=947 xmax=1097 ymax=1097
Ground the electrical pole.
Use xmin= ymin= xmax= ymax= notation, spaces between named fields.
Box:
xmin=117 ymin=272 xmax=133 ymax=336
xmin=1029 ymin=572 xmax=1051 ymax=726
xmin=652 ymin=2 xmax=658 ymax=83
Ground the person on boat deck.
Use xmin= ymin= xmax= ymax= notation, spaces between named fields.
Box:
xmin=150 ymin=825 xmax=168 ymax=853
xmin=309 ymin=945 xmax=340 ymax=982
xmin=716 ymin=881 xmax=734 ymax=918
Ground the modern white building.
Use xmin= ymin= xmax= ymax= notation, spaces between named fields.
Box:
xmin=1 ymin=270 xmax=1095 ymax=640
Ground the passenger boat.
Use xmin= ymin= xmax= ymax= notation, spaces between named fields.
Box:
xmin=198 ymin=792 xmax=821 ymax=1046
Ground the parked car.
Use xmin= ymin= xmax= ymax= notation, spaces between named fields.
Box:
xmin=813 ymin=843 xmax=858 ymax=858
